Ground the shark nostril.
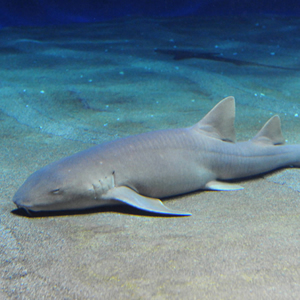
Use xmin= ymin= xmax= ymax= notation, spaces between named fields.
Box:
xmin=14 ymin=198 xmax=25 ymax=207
xmin=13 ymin=196 xmax=20 ymax=205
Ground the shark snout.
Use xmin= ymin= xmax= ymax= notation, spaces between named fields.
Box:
xmin=13 ymin=190 xmax=29 ymax=209
xmin=13 ymin=189 xmax=45 ymax=214
xmin=12 ymin=192 xmax=33 ymax=215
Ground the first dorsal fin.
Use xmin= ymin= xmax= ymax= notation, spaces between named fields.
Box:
xmin=191 ymin=96 xmax=236 ymax=142
xmin=251 ymin=115 xmax=285 ymax=145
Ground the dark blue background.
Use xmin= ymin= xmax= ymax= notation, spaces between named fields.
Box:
xmin=0 ymin=0 xmax=299 ymax=27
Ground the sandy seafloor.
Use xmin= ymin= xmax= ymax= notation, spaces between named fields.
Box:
xmin=1 ymin=15 xmax=300 ymax=299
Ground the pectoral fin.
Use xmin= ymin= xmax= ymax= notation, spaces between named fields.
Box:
xmin=205 ymin=180 xmax=244 ymax=191
xmin=102 ymin=186 xmax=191 ymax=216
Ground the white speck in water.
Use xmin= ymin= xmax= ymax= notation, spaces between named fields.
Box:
xmin=40 ymin=90 xmax=45 ymax=94
xmin=294 ymin=113 xmax=298 ymax=117
xmin=88 ymin=79 xmax=93 ymax=82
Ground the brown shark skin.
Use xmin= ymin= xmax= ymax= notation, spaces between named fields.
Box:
xmin=12 ymin=97 xmax=300 ymax=216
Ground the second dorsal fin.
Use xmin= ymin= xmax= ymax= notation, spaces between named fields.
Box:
xmin=251 ymin=115 xmax=285 ymax=145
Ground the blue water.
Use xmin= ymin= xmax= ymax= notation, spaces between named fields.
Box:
xmin=2 ymin=3 xmax=300 ymax=298
xmin=1 ymin=0 xmax=299 ymax=27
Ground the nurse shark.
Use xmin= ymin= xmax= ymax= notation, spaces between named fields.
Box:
xmin=13 ymin=96 xmax=300 ymax=216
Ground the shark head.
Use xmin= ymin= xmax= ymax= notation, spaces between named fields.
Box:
xmin=13 ymin=155 xmax=105 ymax=213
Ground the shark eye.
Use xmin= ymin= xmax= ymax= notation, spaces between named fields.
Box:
xmin=50 ymin=189 xmax=61 ymax=195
